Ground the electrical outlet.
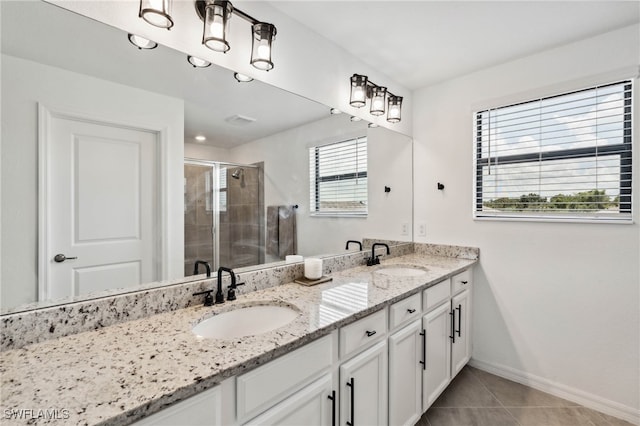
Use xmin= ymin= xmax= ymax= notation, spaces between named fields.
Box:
xmin=418 ymin=222 xmax=426 ymax=237
xmin=401 ymin=223 xmax=408 ymax=235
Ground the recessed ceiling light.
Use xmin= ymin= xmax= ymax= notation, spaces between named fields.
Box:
xmin=195 ymin=135 xmax=206 ymax=142
xmin=234 ymin=73 xmax=254 ymax=83
xmin=127 ymin=34 xmax=157 ymax=50
xmin=188 ymin=56 xmax=211 ymax=68
xmin=350 ymin=116 xmax=362 ymax=122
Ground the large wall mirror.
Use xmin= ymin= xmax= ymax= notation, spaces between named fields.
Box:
xmin=0 ymin=0 xmax=413 ymax=313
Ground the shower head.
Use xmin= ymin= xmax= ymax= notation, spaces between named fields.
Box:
xmin=231 ymin=168 xmax=244 ymax=179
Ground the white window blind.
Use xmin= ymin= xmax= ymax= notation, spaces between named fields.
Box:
xmin=475 ymin=80 xmax=632 ymax=221
xmin=309 ymin=137 xmax=368 ymax=215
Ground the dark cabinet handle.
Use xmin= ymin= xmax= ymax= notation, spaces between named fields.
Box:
xmin=461 ymin=280 xmax=468 ymax=285
xmin=419 ymin=330 xmax=426 ymax=370
xmin=407 ymin=308 xmax=416 ymax=314
xmin=328 ymin=390 xmax=336 ymax=426
xmin=365 ymin=330 xmax=376 ymax=337
xmin=456 ymin=304 xmax=462 ymax=337
xmin=449 ymin=311 xmax=455 ymax=343
xmin=346 ymin=378 xmax=354 ymax=426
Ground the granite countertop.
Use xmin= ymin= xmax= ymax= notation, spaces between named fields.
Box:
xmin=0 ymin=253 xmax=476 ymax=425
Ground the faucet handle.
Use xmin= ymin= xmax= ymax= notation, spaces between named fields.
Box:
xmin=193 ymin=290 xmax=214 ymax=306
xmin=227 ymin=282 xmax=245 ymax=301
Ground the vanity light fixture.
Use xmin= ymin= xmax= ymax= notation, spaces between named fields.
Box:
xmin=233 ymin=72 xmax=254 ymax=82
xmin=128 ymin=34 xmax=158 ymax=50
xmin=195 ymin=0 xmax=277 ymax=71
xmin=187 ymin=55 xmax=212 ymax=68
xmin=349 ymin=73 xmax=403 ymax=123
xmin=139 ymin=0 xmax=174 ymax=29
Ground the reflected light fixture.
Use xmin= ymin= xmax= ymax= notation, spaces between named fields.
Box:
xmin=195 ymin=0 xmax=276 ymax=71
xmin=128 ymin=34 xmax=158 ymax=50
xmin=139 ymin=0 xmax=174 ymax=29
xmin=195 ymin=135 xmax=207 ymax=142
xmin=187 ymin=55 xmax=211 ymax=68
xmin=330 ymin=108 xmax=342 ymax=115
xmin=350 ymin=116 xmax=362 ymax=122
xmin=349 ymin=73 xmax=403 ymax=123
xmin=368 ymin=123 xmax=378 ymax=128
xmin=234 ymin=72 xmax=254 ymax=82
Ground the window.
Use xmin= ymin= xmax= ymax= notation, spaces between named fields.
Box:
xmin=475 ymin=80 xmax=632 ymax=222
xmin=309 ymin=137 xmax=368 ymax=215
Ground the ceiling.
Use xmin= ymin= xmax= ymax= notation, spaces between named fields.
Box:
xmin=269 ymin=1 xmax=640 ymax=90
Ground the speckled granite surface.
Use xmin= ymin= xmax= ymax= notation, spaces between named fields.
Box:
xmin=0 ymin=248 xmax=477 ymax=425
xmin=0 ymin=243 xmax=414 ymax=351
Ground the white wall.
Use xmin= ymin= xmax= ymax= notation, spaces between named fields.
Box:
xmin=184 ymin=142 xmax=230 ymax=162
xmin=413 ymin=24 xmax=640 ymax=421
xmin=229 ymin=114 xmax=413 ymax=256
xmin=1 ymin=54 xmax=185 ymax=309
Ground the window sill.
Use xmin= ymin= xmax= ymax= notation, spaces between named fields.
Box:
xmin=473 ymin=214 xmax=634 ymax=225
xmin=310 ymin=212 xmax=368 ymax=218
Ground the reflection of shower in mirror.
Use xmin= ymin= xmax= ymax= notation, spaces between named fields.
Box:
xmin=231 ymin=168 xmax=244 ymax=180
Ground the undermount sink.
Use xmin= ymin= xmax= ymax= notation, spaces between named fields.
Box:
xmin=375 ymin=265 xmax=428 ymax=277
xmin=192 ymin=304 xmax=299 ymax=339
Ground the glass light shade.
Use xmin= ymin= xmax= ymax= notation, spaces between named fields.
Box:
xmin=251 ymin=23 xmax=276 ymax=71
xmin=234 ymin=73 xmax=254 ymax=82
xmin=387 ymin=95 xmax=403 ymax=123
xmin=349 ymin=74 xmax=368 ymax=108
xmin=203 ymin=0 xmax=232 ymax=53
xmin=139 ymin=0 xmax=174 ymax=29
xmin=187 ymin=56 xmax=211 ymax=68
xmin=127 ymin=34 xmax=158 ymax=50
xmin=370 ymin=86 xmax=387 ymax=116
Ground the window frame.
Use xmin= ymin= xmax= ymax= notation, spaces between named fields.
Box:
xmin=309 ymin=136 xmax=368 ymax=217
xmin=473 ymin=80 xmax=633 ymax=223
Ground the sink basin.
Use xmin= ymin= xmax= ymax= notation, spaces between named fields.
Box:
xmin=192 ymin=304 xmax=299 ymax=339
xmin=375 ymin=265 xmax=428 ymax=277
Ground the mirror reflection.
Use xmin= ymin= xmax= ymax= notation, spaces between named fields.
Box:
xmin=0 ymin=0 xmax=413 ymax=313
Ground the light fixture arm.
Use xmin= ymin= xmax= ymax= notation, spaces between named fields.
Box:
xmin=194 ymin=0 xmax=258 ymax=25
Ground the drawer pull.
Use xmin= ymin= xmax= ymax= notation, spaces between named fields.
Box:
xmin=365 ymin=330 xmax=377 ymax=337
xmin=407 ymin=308 xmax=416 ymax=314
xmin=461 ymin=280 xmax=468 ymax=285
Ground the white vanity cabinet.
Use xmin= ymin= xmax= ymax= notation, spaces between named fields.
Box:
xmin=245 ymin=373 xmax=335 ymax=425
xmin=388 ymin=319 xmax=423 ymax=426
xmin=451 ymin=269 xmax=472 ymax=377
xmin=339 ymin=340 xmax=388 ymax=426
xmin=130 ymin=385 xmax=221 ymax=426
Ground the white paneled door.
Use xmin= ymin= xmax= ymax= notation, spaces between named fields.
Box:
xmin=40 ymin=109 xmax=159 ymax=300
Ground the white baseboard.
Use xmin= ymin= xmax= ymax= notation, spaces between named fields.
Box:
xmin=468 ymin=358 xmax=640 ymax=426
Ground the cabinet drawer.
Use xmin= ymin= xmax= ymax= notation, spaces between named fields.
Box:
xmin=237 ymin=334 xmax=333 ymax=422
xmin=451 ymin=269 xmax=472 ymax=295
xmin=389 ymin=293 xmax=421 ymax=331
xmin=340 ymin=309 xmax=387 ymax=359
xmin=423 ymin=279 xmax=450 ymax=312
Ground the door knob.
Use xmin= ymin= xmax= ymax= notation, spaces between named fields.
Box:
xmin=54 ymin=254 xmax=77 ymax=263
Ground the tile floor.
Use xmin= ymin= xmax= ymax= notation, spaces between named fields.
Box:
xmin=417 ymin=366 xmax=635 ymax=426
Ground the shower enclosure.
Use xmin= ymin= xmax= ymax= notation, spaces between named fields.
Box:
xmin=184 ymin=160 xmax=264 ymax=276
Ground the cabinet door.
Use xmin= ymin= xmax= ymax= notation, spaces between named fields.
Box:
xmin=130 ymin=386 xmax=221 ymax=426
xmin=340 ymin=341 xmax=388 ymax=426
xmin=422 ymin=301 xmax=451 ymax=410
xmin=245 ymin=374 xmax=335 ymax=426
xmin=451 ymin=288 xmax=471 ymax=377
xmin=388 ymin=320 xmax=422 ymax=426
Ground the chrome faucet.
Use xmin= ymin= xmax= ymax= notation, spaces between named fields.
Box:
xmin=193 ymin=260 xmax=211 ymax=277
xmin=367 ymin=243 xmax=390 ymax=266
